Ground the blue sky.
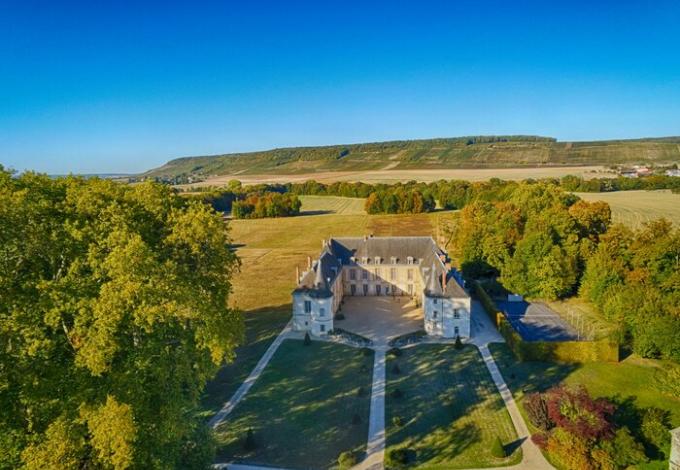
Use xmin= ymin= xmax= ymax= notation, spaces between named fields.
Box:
xmin=1 ymin=1 xmax=679 ymax=174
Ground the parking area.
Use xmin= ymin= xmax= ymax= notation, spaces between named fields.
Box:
xmin=496 ymin=300 xmax=578 ymax=341
xmin=337 ymin=296 xmax=424 ymax=346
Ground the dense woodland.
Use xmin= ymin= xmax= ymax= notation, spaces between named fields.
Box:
xmin=0 ymin=168 xmax=242 ymax=469
xmin=448 ymin=181 xmax=679 ymax=363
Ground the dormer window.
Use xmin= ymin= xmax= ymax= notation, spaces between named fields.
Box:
xmin=407 ymin=256 xmax=414 ymax=265
xmin=350 ymin=256 xmax=356 ymax=263
xmin=361 ymin=257 xmax=368 ymax=264
xmin=390 ymin=256 xmax=397 ymax=264
xmin=375 ymin=256 xmax=381 ymax=264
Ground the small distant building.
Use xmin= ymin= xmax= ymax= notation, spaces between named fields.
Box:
xmin=635 ymin=166 xmax=652 ymax=177
xmin=620 ymin=169 xmax=638 ymax=178
xmin=292 ymin=236 xmax=471 ymax=338
xmin=666 ymin=169 xmax=680 ymax=177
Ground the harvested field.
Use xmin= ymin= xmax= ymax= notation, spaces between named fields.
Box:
xmin=575 ymin=190 xmax=680 ymax=228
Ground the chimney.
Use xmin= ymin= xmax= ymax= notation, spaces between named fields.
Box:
xmin=441 ymin=271 xmax=446 ymax=291
xmin=307 ymin=256 xmax=312 ymax=270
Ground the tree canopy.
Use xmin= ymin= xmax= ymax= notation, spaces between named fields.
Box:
xmin=0 ymin=168 xmax=243 ymax=469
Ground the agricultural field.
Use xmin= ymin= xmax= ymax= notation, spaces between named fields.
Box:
xmin=213 ymin=340 xmax=374 ymax=468
xmin=575 ymin=190 xmax=680 ymax=228
xmin=299 ymin=195 xmax=366 ymax=215
xmin=385 ymin=344 xmax=522 ymax=468
xmin=181 ymin=165 xmax=613 ymax=188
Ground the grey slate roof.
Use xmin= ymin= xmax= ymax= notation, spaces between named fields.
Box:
xmin=293 ymin=236 xmax=468 ymax=299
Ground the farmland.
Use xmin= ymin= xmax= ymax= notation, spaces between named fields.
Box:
xmin=299 ymin=195 xmax=366 ymax=215
xmin=575 ymin=190 xmax=680 ymax=228
xmin=145 ymin=135 xmax=680 ymax=180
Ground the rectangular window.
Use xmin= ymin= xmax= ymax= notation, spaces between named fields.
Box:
xmin=390 ymin=268 xmax=397 ymax=280
xmin=362 ymin=270 xmax=368 ymax=280
xmin=407 ymin=269 xmax=413 ymax=280
xmin=376 ymin=285 xmax=381 ymax=295
xmin=349 ymin=269 xmax=356 ymax=280
xmin=433 ymin=311 xmax=438 ymax=318
xmin=304 ymin=301 xmax=311 ymax=313
xmin=454 ymin=309 xmax=460 ymax=319
xmin=319 ymin=308 xmax=325 ymax=317
xmin=433 ymin=298 xmax=438 ymax=304
xmin=454 ymin=326 xmax=460 ymax=336
xmin=408 ymin=284 xmax=413 ymax=295
xmin=321 ymin=324 xmax=325 ymax=332
xmin=350 ymin=284 xmax=356 ymax=295
xmin=363 ymin=284 xmax=368 ymax=295
xmin=374 ymin=268 xmax=380 ymax=279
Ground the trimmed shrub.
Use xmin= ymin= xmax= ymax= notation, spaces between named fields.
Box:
xmin=391 ymin=363 xmax=401 ymax=375
xmin=338 ymin=451 xmax=358 ymax=469
xmin=356 ymin=386 xmax=367 ymax=397
xmin=491 ymin=436 xmax=506 ymax=458
xmin=243 ymin=428 xmax=257 ymax=451
xmin=392 ymin=416 xmax=404 ymax=427
xmin=303 ymin=332 xmax=311 ymax=346
xmin=352 ymin=413 xmax=362 ymax=425
xmin=387 ymin=347 xmax=402 ymax=358
xmin=386 ymin=448 xmax=410 ymax=468
xmin=454 ymin=335 xmax=463 ymax=350
xmin=391 ymin=388 xmax=403 ymax=399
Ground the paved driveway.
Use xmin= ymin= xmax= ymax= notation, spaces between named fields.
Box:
xmin=336 ymin=296 xmax=423 ymax=346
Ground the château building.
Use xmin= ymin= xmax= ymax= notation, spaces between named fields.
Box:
xmin=292 ymin=236 xmax=471 ymax=338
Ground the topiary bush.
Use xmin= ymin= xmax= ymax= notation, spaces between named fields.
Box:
xmin=391 ymin=388 xmax=403 ymax=399
xmin=386 ymin=448 xmax=410 ymax=468
xmin=243 ymin=428 xmax=257 ymax=451
xmin=454 ymin=335 xmax=463 ymax=350
xmin=387 ymin=347 xmax=402 ymax=358
xmin=356 ymin=386 xmax=367 ymax=397
xmin=392 ymin=416 xmax=404 ymax=427
xmin=491 ymin=436 xmax=506 ymax=458
xmin=303 ymin=332 xmax=311 ymax=346
xmin=338 ymin=451 xmax=358 ymax=469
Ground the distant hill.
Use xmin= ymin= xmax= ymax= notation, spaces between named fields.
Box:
xmin=143 ymin=135 xmax=680 ymax=179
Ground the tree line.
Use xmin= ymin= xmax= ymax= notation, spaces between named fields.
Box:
xmin=448 ymin=180 xmax=679 ymax=363
xmin=0 ymin=168 xmax=242 ymax=469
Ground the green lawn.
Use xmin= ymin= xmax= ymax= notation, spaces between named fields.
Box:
xmin=488 ymin=343 xmax=680 ymax=426
xmin=385 ymin=344 xmax=522 ymax=469
xmin=199 ymin=306 xmax=289 ymax=418
xmin=489 ymin=343 xmax=680 ymax=468
xmin=214 ymin=339 xmax=374 ymax=469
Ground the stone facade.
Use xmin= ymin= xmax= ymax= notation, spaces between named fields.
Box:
xmin=292 ymin=236 xmax=471 ymax=338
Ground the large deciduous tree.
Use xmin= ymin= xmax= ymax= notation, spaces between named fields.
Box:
xmin=0 ymin=168 xmax=243 ymax=469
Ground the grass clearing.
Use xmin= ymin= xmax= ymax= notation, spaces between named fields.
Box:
xmin=213 ymin=339 xmax=374 ymax=469
xmin=575 ymin=190 xmax=680 ymax=228
xmin=385 ymin=344 xmax=522 ymax=468
xmin=299 ymin=195 xmax=366 ymax=215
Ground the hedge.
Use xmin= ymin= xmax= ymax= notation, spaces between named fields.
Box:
xmin=475 ymin=282 xmax=619 ymax=363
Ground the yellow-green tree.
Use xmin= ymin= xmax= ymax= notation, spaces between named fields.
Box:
xmin=0 ymin=168 xmax=243 ymax=469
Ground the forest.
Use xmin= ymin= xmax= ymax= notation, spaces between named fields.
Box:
xmin=0 ymin=168 xmax=242 ymax=469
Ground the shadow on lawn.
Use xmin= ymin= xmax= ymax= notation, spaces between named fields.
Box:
xmin=200 ymin=304 xmax=291 ymax=417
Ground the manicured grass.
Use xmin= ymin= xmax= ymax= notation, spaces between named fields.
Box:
xmin=488 ymin=342 xmax=680 ymax=432
xmin=575 ymin=190 xmax=680 ymax=228
xmin=199 ymin=306 xmax=289 ymax=418
xmin=299 ymin=195 xmax=367 ymax=215
xmin=213 ymin=339 xmax=374 ymax=469
xmin=385 ymin=344 xmax=522 ymax=469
